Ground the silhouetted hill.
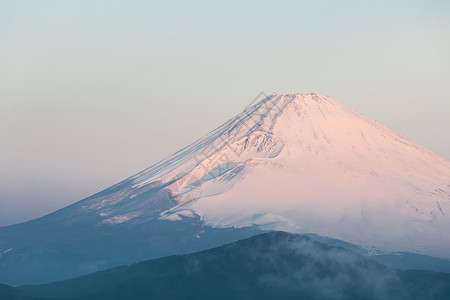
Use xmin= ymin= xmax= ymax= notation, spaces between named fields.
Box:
xmin=1 ymin=232 xmax=450 ymax=299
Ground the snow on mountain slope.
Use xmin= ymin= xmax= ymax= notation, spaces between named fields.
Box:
xmin=123 ymin=93 xmax=449 ymax=258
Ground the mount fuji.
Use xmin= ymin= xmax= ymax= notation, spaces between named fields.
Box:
xmin=1 ymin=93 xmax=449 ymax=285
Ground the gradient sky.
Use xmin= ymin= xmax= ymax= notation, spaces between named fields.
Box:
xmin=1 ymin=0 xmax=449 ymax=226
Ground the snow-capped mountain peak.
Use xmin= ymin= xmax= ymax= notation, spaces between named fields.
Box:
xmin=124 ymin=93 xmax=449 ymax=257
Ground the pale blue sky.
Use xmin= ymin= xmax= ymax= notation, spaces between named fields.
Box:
xmin=1 ymin=0 xmax=449 ymax=225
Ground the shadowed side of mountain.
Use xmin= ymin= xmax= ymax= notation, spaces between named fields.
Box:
xmin=372 ymin=252 xmax=450 ymax=273
xmin=1 ymin=232 xmax=449 ymax=300
xmin=306 ymin=233 xmax=450 ymax=273
xmin=0 ymin=214 xmax=263 ymax=285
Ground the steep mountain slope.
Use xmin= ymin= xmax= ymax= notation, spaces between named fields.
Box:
xmin=179 ymin=93 xmax=450 ymax=257
xmin=0 ymin=93 xmax=449 ymax=285
xmin=2 ymin=232 xmax=450 ymax=300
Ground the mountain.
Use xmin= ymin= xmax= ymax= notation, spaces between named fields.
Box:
xmin=1 ymin=232 xmax=450 ymax=300
xmin=1 ymin=93 xmax=449 ymax=285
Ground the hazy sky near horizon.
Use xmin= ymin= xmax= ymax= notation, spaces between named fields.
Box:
xmin=1 ymin=0 xmax=449 ymax=226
